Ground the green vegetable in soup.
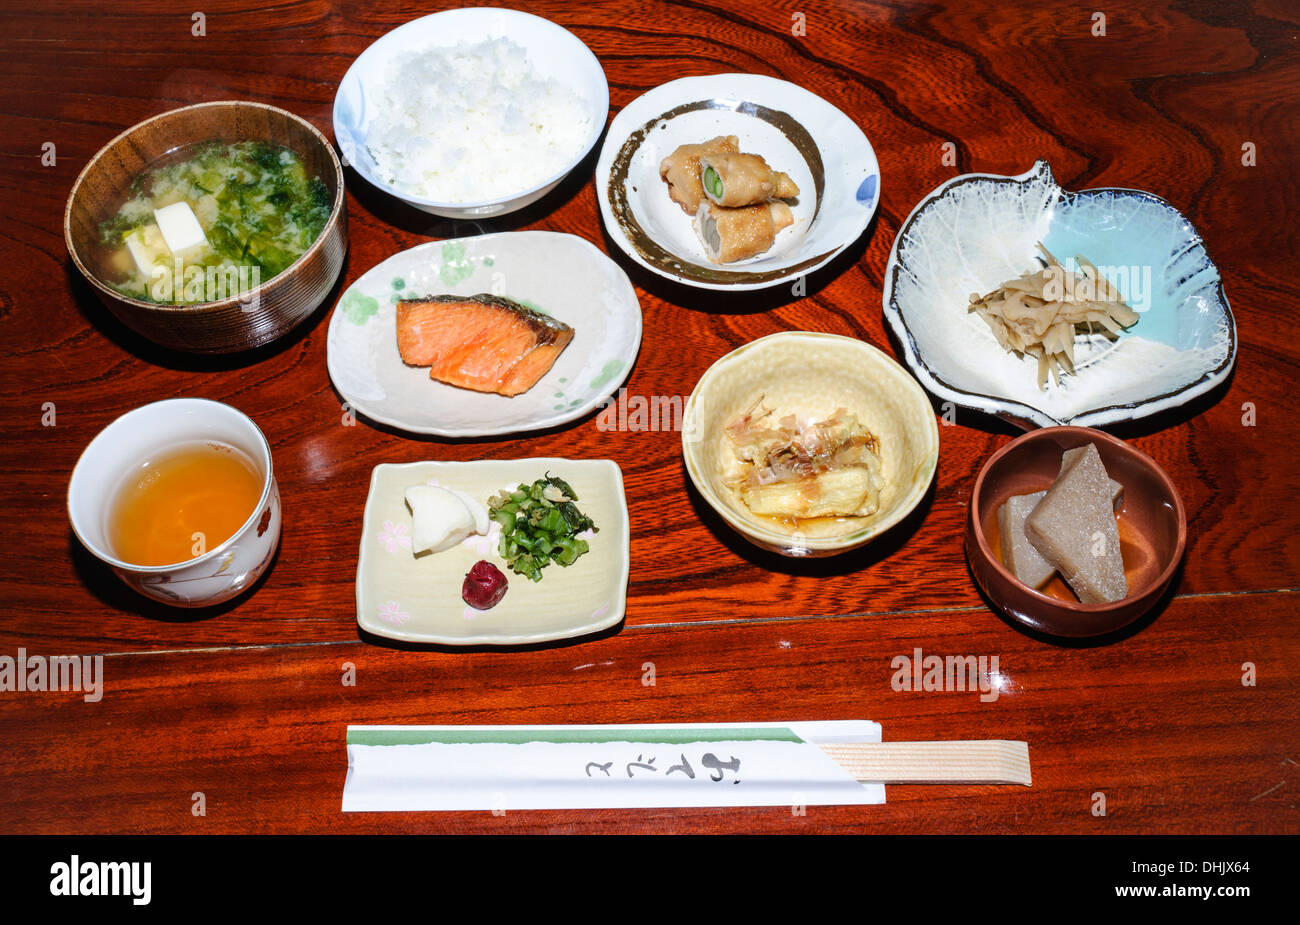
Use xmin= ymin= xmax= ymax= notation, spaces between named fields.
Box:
xmin=96 ymin=140 xmax=332 ymax=304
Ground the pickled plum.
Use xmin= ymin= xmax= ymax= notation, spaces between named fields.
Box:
xmin=462 ymin=560 xmax=508 ymax=610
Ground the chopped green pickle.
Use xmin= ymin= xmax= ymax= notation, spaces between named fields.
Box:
xmin=488 ymin=473 xmax=598 ymax=582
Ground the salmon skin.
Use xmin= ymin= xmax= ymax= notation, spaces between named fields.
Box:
xmin=395 ymin=294 xmax=575 ymax=397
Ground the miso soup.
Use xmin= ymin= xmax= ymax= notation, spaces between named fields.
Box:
xmin=94 ymin=140 xmax=332 ymax=305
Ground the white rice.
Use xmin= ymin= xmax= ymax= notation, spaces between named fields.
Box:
xmin=366 ymin=38 xmax=592 ymax=203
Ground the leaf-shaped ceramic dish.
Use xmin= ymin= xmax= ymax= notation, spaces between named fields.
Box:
xmin=882 ymin=160 xmax=1235 ymax=428
xmin=597 ymin=74 xmax=880 ymax=291
xmin=326 ymin=231 xmax=641 ymax=437
xmin=357 ymin=459 xmax=629 ymax=646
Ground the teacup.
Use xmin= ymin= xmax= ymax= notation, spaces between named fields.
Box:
xmin=68 ymin=398 xmax=281 ymax=607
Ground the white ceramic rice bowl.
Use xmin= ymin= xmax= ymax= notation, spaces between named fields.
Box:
xmin=333 ymin=8 xmax=608 ymax=218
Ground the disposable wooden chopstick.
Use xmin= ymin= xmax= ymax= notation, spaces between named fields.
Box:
xmin=818 ymin=740 xmax=1031 ymax=786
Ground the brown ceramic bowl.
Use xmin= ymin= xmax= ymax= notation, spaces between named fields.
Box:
xmin=64 ymin=101 xmax=347 ymax=353
xmin=966 ymin=426 xmax=1186 ymax=638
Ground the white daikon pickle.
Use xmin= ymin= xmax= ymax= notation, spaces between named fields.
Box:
xmin=405 ymin=485 xmax=488 ymax=556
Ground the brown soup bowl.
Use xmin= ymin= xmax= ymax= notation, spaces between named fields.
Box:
xmin=64 ymin=100 xmax=347 ymax=353
xmin=966 ymin=426 xmax=1186 ymax=639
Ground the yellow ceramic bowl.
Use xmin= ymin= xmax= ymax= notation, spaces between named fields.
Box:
xmin=682 ymin=332 xmax=939 ymax=556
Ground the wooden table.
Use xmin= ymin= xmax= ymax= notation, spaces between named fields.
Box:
xmin=2 ymin=0 xmax=1297 ymax=840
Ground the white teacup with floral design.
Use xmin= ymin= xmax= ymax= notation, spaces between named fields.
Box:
xmin=68 ymin=398 xmax=281 ymax=607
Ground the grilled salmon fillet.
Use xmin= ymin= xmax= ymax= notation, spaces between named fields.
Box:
xmin=395 ymin=294 xmax=575 ymax=397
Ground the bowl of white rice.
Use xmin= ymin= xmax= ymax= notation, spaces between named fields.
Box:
xmin=333 ymin=8 xmax=608 ymax=218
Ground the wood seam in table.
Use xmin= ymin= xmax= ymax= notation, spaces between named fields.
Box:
xmin=63 ymin=586 xmax=1300 ymax=660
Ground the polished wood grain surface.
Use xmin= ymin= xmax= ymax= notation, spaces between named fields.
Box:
xmin=1 ymin=0 xmax=1297 ymax=834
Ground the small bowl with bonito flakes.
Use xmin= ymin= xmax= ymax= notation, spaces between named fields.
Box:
xmin=682 ymin=332 xmax=938 ymax=557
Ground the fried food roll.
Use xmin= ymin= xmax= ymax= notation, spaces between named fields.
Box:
xmin=659 ymin=135 xmax=740 ymax=214
xmin=694 ymin=199 xmax=794 ymax=263
xmin=699 ymin=153 xmax=800 ymax=207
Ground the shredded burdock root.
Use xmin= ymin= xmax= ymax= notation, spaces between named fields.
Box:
xmin=723 ymin=398 xmax=883 ymax=521
xmin=968 ymin=244 xmax=1140 ymax=389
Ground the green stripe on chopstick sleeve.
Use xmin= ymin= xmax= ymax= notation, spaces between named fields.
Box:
xmin=346 ymin=726 xmax=804 ymax=746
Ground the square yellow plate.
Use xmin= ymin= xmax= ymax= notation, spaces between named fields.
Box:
xmin=357 ymin=459 xmax=629 ymax=645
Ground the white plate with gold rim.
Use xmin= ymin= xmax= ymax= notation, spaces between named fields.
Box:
xmin=597 ymin=73 xmax=880 ymax=291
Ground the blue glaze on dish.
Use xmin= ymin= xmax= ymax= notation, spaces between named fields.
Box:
xmin=856 ymin=174 xmax=877 ymax=205
xmin=1043 ymin=188 xmax=1225 ymax=354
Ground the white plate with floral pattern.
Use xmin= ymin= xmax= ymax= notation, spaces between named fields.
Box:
xmin=357 ymin=459 xmax=629 ymax=646
xmin=327 ymin=231 xmax=642 ymax=436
